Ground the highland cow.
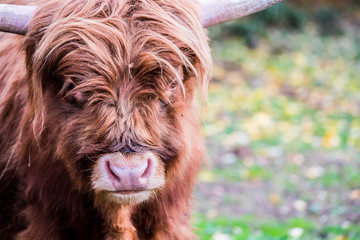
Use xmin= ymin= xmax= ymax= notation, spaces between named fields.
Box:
xmin=0 ymin=0 xmax=282 ymax=239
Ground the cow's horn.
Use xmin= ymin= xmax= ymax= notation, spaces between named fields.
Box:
xmin=198 ymin=0 xmax=284 ymax=28
xmin=0 ymin=1 xmax=284 ymax=35
xmin=0 ymin=4 xmax=36 ymax=35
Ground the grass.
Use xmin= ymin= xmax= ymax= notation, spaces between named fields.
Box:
xmin=194 ymin=2 xmax=360 ymax=240
xmin=193 ymin=214 xmax=360 ymax=240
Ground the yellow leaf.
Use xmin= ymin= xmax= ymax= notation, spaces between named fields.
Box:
xmin=335 ymin=236 xmax=349 ymax=240
xmin=349 ymin=189 xmax=360 ymax=200
xmin=198 ymin=170 xmax=216 ymax=183
xmin=269 ymin=194 xmax=281 ymax=205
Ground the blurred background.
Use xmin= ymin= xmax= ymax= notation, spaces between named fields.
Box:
xmin=193 ymin=0 xmax=360 ymax=239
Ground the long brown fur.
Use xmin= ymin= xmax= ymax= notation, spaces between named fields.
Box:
xmin=0 ymin=0 xmax=212 ymax=239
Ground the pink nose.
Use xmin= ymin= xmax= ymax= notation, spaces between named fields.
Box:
xmin=106 ymin=155 xmax=154 ymax=191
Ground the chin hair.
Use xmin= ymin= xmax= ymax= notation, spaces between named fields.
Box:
xmin=93 ymin=189 xmax=161 ymax=207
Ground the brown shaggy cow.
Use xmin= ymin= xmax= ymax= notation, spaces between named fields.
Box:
xmin=0 ymin=0 xmax=211 ymax=239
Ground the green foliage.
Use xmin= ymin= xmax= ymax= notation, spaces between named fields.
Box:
xmin=210 ymin=2 xmax=308 ymax=39
xmin=315 ymin=7 xmax=343 ymax=35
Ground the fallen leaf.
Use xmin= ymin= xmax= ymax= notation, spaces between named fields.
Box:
xmin=269 ymin=194 xmax=281 ymax=205
xmin=349 ymin=189 xmax=360 ymax=200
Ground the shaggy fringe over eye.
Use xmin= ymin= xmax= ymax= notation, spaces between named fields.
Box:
xmin=23 ymin=0 xmax=212 ymax=138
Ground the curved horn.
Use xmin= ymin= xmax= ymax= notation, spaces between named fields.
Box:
xmin=0 ymin=4 xmax=36 ymax=35
xmin=198 ymin=0 xmax=284 ymax=28
xmin=0 ymin=1 xmax=284 ymax=35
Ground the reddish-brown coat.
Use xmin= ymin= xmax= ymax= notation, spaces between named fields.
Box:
xmin=0 ymin=0 xmax=212 ymax=239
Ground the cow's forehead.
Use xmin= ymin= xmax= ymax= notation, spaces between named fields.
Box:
xmin=44 ymin=19 xmax=187 ymax=95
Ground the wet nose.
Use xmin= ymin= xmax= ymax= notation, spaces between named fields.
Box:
xmin=105 ymin=154 xmax=155 ymax=191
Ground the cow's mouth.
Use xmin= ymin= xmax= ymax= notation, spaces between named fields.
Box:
xmin=105 ymin=189 xmax=154 ymax=204
xmin=112 ymin=190 xmax=144 ymax=195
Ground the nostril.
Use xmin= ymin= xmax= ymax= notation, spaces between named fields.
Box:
xmin=140 ymin=158 xmax=153 ymax=180
xmin=106 ymin=161 xmax=121 ymax=181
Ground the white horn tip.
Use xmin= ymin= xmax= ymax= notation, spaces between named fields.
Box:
xmin=198 ymin=0 xmax=284 ymax=28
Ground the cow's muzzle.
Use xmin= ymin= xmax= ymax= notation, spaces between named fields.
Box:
xmin=92 ymin=152 xmax=165 ymax=205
